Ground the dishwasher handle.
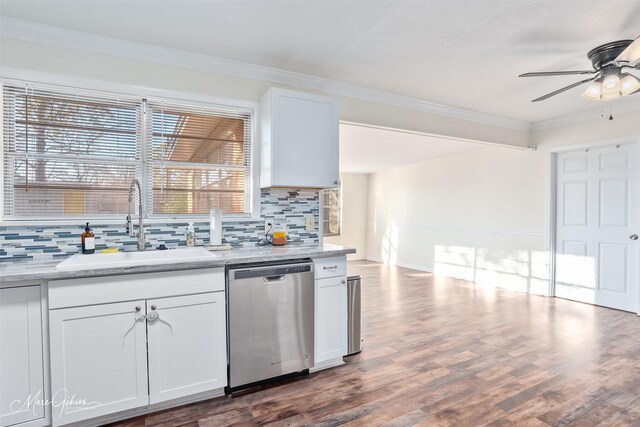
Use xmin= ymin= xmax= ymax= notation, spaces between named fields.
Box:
xmin=231 ymin=263 xmax=313 ymax=280
xmin=263 ymin=275 xmax=286 ymax=282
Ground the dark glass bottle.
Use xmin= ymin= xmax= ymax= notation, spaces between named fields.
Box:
xmin=81 ymin=222 xmax=95 ymax=254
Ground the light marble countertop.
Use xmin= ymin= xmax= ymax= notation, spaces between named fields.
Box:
xmin=0 ymin=244 xmax=355 ymax=285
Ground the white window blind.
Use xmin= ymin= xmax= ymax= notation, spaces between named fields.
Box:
xmin=147 ymin=101 xmax=252 ymax=216
xmin=2 ymin=84 xmax=142 ymax=219
xmin=1 ymin=82 xmax=254 ymax=221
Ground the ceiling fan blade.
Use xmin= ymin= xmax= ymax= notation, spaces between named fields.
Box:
xmin=615 ymin=36 xmax=640 ymax=65
xmin=519 ymin=70 xmax=596 ymax=77
xmin=531 ymin=77 xmax=597 ymax=102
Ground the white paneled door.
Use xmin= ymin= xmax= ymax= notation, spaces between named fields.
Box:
xmin=315 ymin=276 xmax=348 ymax=363
xmin=49 ymin=301 xmax=149 ymax=425
xmin=147 ymin=292 xmax=227 ymax=404
xmin=555 ymin=143 xmax=640 ymax=312
xmin=0 ymin=286 xmax=45 ymax=427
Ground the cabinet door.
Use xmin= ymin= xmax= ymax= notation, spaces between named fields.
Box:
xmin=0 ymin=286 xmax=45 ymax=427
xmin=49 ymin=301 xmax=149 ymax=425
xmin=147 ymin=292 xmax=227 ymax=404
xmin=272 ymin=90 xmax=339 ymax=188
xmin=315 ymin=276 xmax=348 ymax=363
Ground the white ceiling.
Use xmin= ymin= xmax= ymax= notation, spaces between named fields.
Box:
xmin=339 ymin=123 xmax=482 ymax=174
xmin=1 ymin=1 xmax=639 ymax=124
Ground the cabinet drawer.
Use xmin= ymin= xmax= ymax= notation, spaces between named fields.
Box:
xmin=314 ymin=256 xmax=347 ymax=279
xmin=49 ymin=268 xmax=224 ymax=309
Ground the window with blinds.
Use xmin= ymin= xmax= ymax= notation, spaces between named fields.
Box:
xmin=2 ymin=85 xmax=141 ymax=219
xmin=2 ymin=83 xmax=254 ymax=220
xmin=148 ymin=102 xmax=252 ymax=216
xmin=322 ymin=184 xmax=341 ymax=237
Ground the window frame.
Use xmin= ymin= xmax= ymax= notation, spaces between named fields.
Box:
xmin=0 ymin=75 xmax=260 ymax=224
xmin=145 ymin=99 xmax=253 ymax=219
xmin=322 ymin=181 xmax=342 ymax=237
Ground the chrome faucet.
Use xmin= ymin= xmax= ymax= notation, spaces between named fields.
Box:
xmin=126 ymin=179 xmax=146 ymax=251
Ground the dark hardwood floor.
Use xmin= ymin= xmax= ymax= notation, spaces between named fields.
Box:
xmin=111 ymin=261 xmax=640 ymax=426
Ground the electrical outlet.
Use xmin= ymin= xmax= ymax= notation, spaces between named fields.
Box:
xmin=305 ymin=215 xmax=315 ymax=232
xmin=264 ymin=219 xmax=273 ymax=233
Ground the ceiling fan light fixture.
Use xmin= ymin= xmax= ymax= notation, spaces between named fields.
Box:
xmin=600 ymin=73 xmax=621 ymax=99
xmin=582 ymin=80 xmax=603 ymax=100
xmin=521 ymin=35 xmax=640 ymax=102
xmin=600 ymin=90 xmax=622 ymax=101
xmin=620 ymin=73 xmax=640 ymax=96
xmin=602 ymin=73 xmax=621 ymax=90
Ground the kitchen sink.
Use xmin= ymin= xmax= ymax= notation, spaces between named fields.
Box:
xmin=55 ymin=247 xmax=217 ymax=271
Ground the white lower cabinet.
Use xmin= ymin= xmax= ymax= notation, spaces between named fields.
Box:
xmin=147 ymin=292 xmax=227 ymax=404
xmin=0 ymin=285 xmax=48 ymax=427
xmin=48 ymin=269 xmax=227 ymax=426
xmin=313 ymin=257 xmax=348 ymax=368
xmin=49 ymin=301 xmax=149 ymax=425
xmin=315 ymin=277 xmax=348 ymax=362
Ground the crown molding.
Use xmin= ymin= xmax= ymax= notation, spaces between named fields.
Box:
xmin=531 ymin=95 xmax=640 ymax=131
xmin=0 ymin=16 xmax=531 ymax=132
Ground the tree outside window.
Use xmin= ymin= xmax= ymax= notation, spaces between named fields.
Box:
xmin=2 ymin=84 xmax=254 ymax=220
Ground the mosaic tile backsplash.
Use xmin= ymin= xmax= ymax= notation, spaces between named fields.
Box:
xmin=0 ymin=188 xmax=319 ymax=262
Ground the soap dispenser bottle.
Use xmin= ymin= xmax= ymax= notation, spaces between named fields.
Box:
xmin=186 ymin=223 xmax=196 ymax=247
xmin=81 ymin=222 xmax=95 ymax=254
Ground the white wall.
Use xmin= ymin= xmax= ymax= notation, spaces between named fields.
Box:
xmin=365 ymin=110 xmax=640 ymax=295
xmin=531 ymin=109 xmax=640 ymax=149
xmin=365 ymin=146 xmax=550 ymax=294
xmin=325 ymin=173 xmax=368 ymax=260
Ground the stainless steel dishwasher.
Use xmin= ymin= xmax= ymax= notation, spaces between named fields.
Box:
xmin=227 ymin=261 xmax=314 ymax=391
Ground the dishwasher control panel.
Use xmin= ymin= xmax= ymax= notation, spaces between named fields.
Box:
xmin=232 ymin=263 xmax=313 ymax=280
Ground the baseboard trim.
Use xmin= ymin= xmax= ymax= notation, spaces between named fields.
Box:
xmin=364 ymin=257 xmax=434 ymax=273
xmin=64 ymin=388 xmax=225 ymax=427
xmin=394 ymin=262 xmax=434 ymax=273
xmin=310 ymin=357 xmax=345 ymax=372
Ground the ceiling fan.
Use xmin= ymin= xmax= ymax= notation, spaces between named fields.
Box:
xmin=520 ymin=36 xmax=640 ymax=102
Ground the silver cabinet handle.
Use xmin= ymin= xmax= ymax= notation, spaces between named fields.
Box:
xmin=147 ymin=304 xmax=159 ymax=322
xmin=146 ymin=307 xmax=172 ymax=334
xmin=132 ymin=305 xmax=146 ymax=327
xmin=631 ymin=234 xmax=638 ymax=240
xmin=341 ymin=280 xmax=346 ymax=284
xmin=323 ymin=265 xmax=338 ymax=270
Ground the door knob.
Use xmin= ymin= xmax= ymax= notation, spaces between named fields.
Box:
xmin=631 ymin=234 xmax=638 ymax=240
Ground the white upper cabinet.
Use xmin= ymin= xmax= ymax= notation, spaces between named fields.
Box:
xmin=260 ymin=88 xmax=339 ymax=188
